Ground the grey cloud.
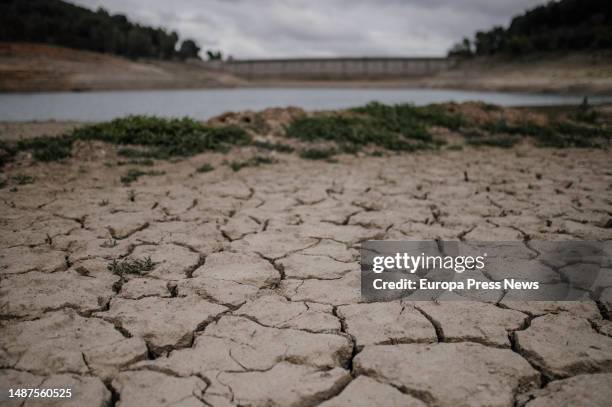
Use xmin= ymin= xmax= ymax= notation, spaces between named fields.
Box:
xmin=71 ymin=0 xmax=547 ymax=58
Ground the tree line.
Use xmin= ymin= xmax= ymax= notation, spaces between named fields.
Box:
xmin=449 ymin=0 xmax=612 ymax=57
xmin=0 ymin=0 xmax=204 ymax=60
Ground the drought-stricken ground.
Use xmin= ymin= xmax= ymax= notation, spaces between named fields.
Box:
xmin=1 ymin=137 xmax=612 ymax=406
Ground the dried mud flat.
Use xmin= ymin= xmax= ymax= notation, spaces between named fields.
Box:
xmin=1 ymin=137 xmax=612 ymax=406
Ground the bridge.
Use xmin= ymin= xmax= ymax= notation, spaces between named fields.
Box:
xmin=201 ymin=57 xmax=457 ymax=80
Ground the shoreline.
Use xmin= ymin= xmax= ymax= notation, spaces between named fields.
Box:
xmin=2 ymin=80 xmax=612 ymax=97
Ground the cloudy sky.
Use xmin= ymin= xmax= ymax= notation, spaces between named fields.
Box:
xmin=72 ymin=0 xmax=547 ymax=58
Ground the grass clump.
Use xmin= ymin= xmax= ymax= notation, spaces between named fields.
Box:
xmin=196 ymin=163 xmax=215 ymax=173
xmin=120 ymin=168 xmax=165 ymax=184
xmin=12 ymin=174 xmax=35 ymax=185
xmin=108 ymin=256 xmax=156 ymax=276
xmin=228 ymin=155 xmax=276 ymax=172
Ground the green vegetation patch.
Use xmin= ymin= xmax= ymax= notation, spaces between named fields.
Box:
xmin=196 ymin=163 xmax=215 ymax=173
xmin=108 ymin=256 xmax=156 ymax=276
xmin=285 ymin=102 xmax=461 ymax=154
xmin=480 ymin=119 xmax=610 ymax=148
xmin=74 ymin=116 xmax=250 ymax=158
xmin=0 ymin=115 xmax=251 ymax=168
xmin=17 ymin=135 xmax=74 ymax=162
xmin=12 ymin=174 xmax=35 ymax=185
xmin=286 ymin=101 xmax=609 ymax=153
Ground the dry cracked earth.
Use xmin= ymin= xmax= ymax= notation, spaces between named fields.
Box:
xmin=1 ymin=141 xmax=612 ymax=406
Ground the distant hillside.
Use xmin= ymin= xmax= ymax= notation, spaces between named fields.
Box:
xmin=0 ymin=43 xmax=245 ymax=92
xmin=0 ymin=0 xmax=201 ymax=60
xmin=450 ymin=0 xmax=612 ymax=56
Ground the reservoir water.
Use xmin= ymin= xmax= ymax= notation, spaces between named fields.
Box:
xmin=0 ymin=87 xmax=610 ymax=122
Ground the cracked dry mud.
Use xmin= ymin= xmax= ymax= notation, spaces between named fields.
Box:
xmin=1 ymin=142 xmax=612 ymax=407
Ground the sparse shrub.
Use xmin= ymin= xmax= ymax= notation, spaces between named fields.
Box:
xmin=108 ymin=256 xmax=156 ymax=276
xmin=196 ymin=163 xmax=215 ymax=173
xmin=569 ymin=98 xmax=598 ymax=124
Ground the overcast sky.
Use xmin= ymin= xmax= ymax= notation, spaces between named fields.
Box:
xmin=72 ymin=0 xmax=547 ymax=58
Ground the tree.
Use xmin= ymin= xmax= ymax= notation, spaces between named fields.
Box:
xmin=126 ymin=28 xmax=153 ymax=58
xmin=178 ymin=39 xmax=201 ymax=60
xmin=206 ymin=50 xmax=223 ymax=60
xmin=0 ymin=0 xmax=207 ymax=61
xmin=448 ymin=38 xmax=473 ymax=57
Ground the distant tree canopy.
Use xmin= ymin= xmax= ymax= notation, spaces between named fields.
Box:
xmin=0 ymin=0 xmax=203 ymax=60
xmin=449 ymin=0 xmax=612 ymax=57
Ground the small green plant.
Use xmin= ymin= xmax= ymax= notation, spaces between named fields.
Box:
xmin=120 ymin=169 xmax=165 ymax=184
xmin=101 ymin=237 xmax=117 ymax=248
xmin=299 ymin=147 xmax=337 ymax=160
xmin=196 ymin=163 xmax=215 ymax=173
xmin=12 ymin=174 xmax=35 ymax=185
xmin=108 ymin=256 xmax=156 ymax=276
xmin=228 ymin=155 xmax=276 ymax=172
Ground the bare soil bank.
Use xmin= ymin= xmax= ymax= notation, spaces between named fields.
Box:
xmin=0 ymin=42 xmax=246 ymax=92
xmin=1 ymin=43 xmax=611 ymax=94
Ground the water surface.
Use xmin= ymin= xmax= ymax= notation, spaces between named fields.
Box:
xmin=0 ymin=87 xmax=609 ymax=122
